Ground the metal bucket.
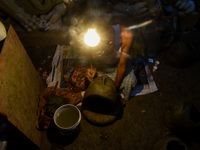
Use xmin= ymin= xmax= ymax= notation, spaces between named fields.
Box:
xmin=53 ymin=104 xmax=81 ymax=135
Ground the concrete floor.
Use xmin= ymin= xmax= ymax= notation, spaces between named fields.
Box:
xmin=3 ymin=29 xmax=200 ymax=150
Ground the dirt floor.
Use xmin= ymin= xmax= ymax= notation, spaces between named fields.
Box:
xmin=2 ymin=29 xmax=200 ymax=150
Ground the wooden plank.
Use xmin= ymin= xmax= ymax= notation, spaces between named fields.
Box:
xmin=0 ymin=26 xmax=42 ymax=147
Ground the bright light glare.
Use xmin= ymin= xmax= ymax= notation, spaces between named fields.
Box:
xmin=84 ymin=29 xmax=100 ymax=47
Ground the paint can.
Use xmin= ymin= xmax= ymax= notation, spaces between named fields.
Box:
xmin=53 ymin=104 xmax=81 ymax=135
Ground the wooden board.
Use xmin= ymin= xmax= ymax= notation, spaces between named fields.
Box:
xmin=0 ymin=26 xmax=42 ymax=147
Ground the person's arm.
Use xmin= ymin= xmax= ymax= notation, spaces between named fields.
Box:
xmin=115 ymin=27 xmax=134 ymax=92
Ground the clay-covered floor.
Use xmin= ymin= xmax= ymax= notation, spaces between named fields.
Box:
xmin=3 ymin=30 xmax=200 ymax=150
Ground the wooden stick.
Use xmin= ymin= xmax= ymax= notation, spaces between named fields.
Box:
xmin=126 ymin=19 xmax=153 ymax=30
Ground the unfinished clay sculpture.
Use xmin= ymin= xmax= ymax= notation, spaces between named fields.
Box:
xmin=0 ymin=0 xmax=86 ymax=31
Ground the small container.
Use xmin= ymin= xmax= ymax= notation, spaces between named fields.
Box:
xmin=155 ymin=60 xmax=160 ymax=66
xmin=53 ymin=104 xmax=81 ymax=135
xmin=153 ymin=66 xmax=158 ymax=72
xmin=0 ymin=21 xmax=6 ymax=41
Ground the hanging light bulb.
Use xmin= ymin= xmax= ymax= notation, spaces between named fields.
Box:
xmin=84 ymin=28 xmax=100 ymax=47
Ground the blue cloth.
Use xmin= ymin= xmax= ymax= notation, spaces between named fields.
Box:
xmin=112 ymin=24 xmax=121 ymax=51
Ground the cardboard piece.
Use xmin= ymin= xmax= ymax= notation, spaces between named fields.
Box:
xmin=0 ymin=26 xmax=42 ymax=147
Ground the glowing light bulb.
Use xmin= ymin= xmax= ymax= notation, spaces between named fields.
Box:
xmin=84 ymin=29 xmax=100 ymax=47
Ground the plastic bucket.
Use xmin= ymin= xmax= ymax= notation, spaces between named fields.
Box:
xmin=53 ymin=104 xmax=81 ymax=135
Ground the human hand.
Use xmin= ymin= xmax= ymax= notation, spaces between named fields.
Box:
xmin=126 ymin=2 xmax=148 ymax=16
xmin=175 ymin=0 xmax=196 ymax=14
xmin=118 ymin=93 xmax=126 ymax=107
xmin=86 ymin=68 xmax=97 ymax=83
